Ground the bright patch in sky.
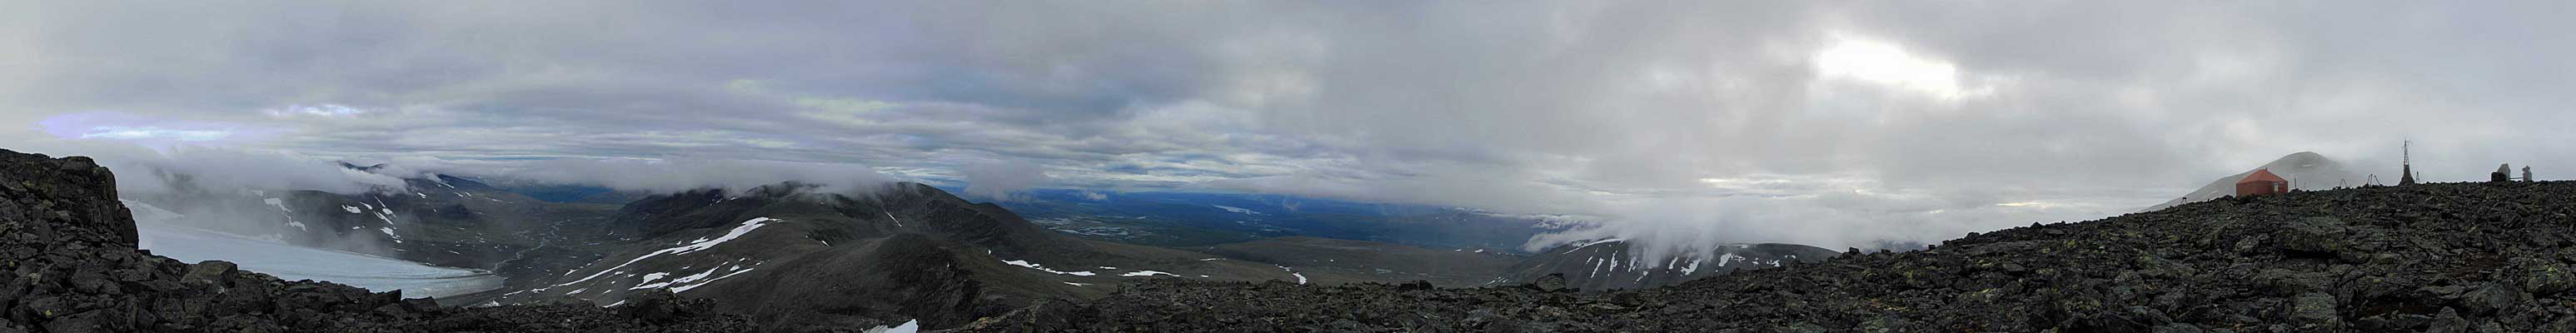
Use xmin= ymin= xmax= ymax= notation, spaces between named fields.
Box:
xmin=78 ymin=127 xmax=232 ymax=142
xmin=34 ymin=112 xmax=252 ymax=145
xmin=1812 ymin=37 xmax=1986 ymax=99
xmin=267 ymin=104 xmax=369 ymax=117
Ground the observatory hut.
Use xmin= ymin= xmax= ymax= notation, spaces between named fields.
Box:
xmin=2236 ymin=169 xmax=2290 ymax=196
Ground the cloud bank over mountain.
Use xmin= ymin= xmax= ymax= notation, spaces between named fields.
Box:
xmin=7 ymin=1 xmax=2574 ymax=249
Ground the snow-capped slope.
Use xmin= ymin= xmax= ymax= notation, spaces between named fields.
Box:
xmin=2142 ymin=152 xmax=2365 ymax=211
xmin=511 ymin=181 xmax=1296 ymax=331
xmin=554 ymin=216 xmax=775 ymax=289
xmin=1507 ymin=240 xmax=1836 ymax=291
xmin=117 ymin=165 xmax=590 ymax=271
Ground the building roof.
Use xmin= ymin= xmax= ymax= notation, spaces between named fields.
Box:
xmin=2238 ymin=169 xmax=2287 ymax=184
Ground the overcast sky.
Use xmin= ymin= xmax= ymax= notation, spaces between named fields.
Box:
xmin=6 ymin=1 xmax=2572 ymax=249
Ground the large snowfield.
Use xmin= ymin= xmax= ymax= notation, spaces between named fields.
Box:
xmin=127 ymin=201 xmax=505 ymax=298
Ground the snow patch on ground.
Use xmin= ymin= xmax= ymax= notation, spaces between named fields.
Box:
xmin=1556 ymin=237 xmax=1617 ymax=254
xmin=1275 ymin=265 xmax=1308 ymax=285
xmin=342 ymin=206 xmax=362 ymax=214
xmin=369 ymin=201 xmax=398 ymax=225
xmin=1002 ymin=259 xmax=1098 ymax=276
xmin=561 ymin=217 xmax=776 ymax=286
xmin=262 ymin=197 xmax=306 ymax=231
xmin=632 ymin=264 xmax=759 ymax=294
xmin=864 ymin=320 xmax=919 ymax=333
xmin=1119 ymin=271 xmax=1178 ymax=277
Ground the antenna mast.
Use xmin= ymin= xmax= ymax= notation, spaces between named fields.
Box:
xmin=2399 ymin=141 xmax=2419 ymax=186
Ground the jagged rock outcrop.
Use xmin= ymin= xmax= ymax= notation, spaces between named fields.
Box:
xmin=0 ymin=148 xmax=754 ymax=332
xmin=2 ymin=153 xmax=137 ymax=247
xmin=958 ymin=181 xmax=2576 ymax=332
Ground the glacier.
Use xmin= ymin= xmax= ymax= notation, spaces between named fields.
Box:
xmin=127 ymin=200 xmax=504 ymax=298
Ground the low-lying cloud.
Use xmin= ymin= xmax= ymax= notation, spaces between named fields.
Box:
xmin=7 ymin=2 xmax=2574 ymax=258
xmin=497 ymin=158 xmax=896 ymax=195
xmin=1521 ymin=185 xmax=2131 ymax=263
xmin=13 ymin=141 xmax=407 ymax=196
xmin=961 ymin=159 xmax=1049 ymax=201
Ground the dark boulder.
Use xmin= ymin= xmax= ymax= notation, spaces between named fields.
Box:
xmin=1527 ymin=273 xmax=1568 ymax=292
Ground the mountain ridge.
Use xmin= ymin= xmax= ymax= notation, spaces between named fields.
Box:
xmin=0 ymin=148 xmax=755 ymax=331
xmin=1505 ymin=240 xmax=1837 ymax=291
xmin=958 ymin=181 xmax=2576 ymax=331
xmin=501 ymin=180 xmax=1305 ymax=331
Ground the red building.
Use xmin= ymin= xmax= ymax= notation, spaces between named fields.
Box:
xmin=2236 ymin=169 xmax=2289 ymax=196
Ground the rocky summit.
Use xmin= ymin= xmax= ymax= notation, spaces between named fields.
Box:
xmin=0 ymin=149 xmax=752 ymax=332
xmin=957 ymin=181 xmax=2576 ymax=332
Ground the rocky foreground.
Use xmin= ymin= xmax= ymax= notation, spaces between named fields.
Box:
xmin=958 ymin=181 xmax=2576 ymax=332
xmin=0 ymin=149 xmax=754 ymax=332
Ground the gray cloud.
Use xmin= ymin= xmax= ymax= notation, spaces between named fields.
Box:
xmin=11 ymin=141 xmax=409 ymax=196
xmin=6 ymin=1 xmax=2574 ymax=251
xmin=961 ymin=158 xmax=1049 ymax=202
xmin=499 ymin=157 xmax=894 ymax=196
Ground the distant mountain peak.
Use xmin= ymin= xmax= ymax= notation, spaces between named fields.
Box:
xmin=1506 ymin=239 xmax=1836 ymax=291
xmin=2142 ymin=152 xmax=2364 ymax=211
xmin=336 ymin=161 xmax=387 ymax=172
